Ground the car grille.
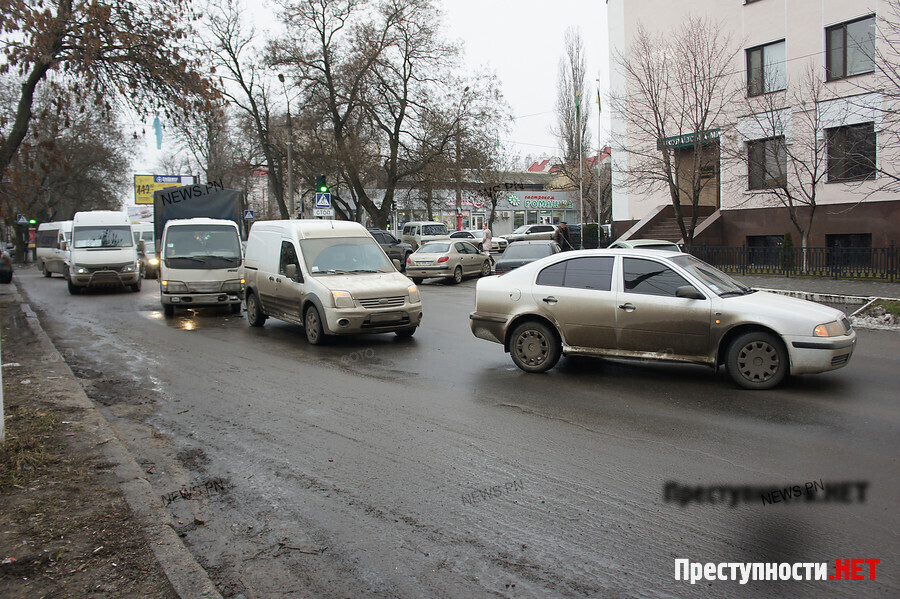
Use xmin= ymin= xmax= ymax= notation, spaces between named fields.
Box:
xmin=359 ymin=296 xmax=406 ymax=309
xmin=831 ymin=354 xmax=850 ymax=367
xmin=188 ymin=281 xmax=223 ymax=293
xmin=81 ymin=263 xmax=131 ymax=273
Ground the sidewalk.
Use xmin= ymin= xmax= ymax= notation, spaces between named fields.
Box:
xmin=735 ymin=274 xmax=900 ymax=303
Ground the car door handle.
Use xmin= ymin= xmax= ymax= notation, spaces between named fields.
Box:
xmin=268 ymin=276 xmax=275 ymax=281
xmin=542 ymin=296 xmax=558 ymax=304
xmin=619 ymin=303 xmax=635 ymax=312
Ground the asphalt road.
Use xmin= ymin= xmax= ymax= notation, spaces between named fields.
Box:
xmin=16 ymin=267 xmax=900 ymax=598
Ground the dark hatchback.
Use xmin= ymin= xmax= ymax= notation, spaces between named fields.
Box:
xmin=368 ymin=229 xmax=413 ymax=270
xmin=494 ymin=240 xmax=561 ymax=275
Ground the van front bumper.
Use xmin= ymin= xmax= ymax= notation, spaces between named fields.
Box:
xmin=323 ymin=302 xmax=424 ymax=334
xmin=161 ymin=292 xmax=243 ymax=306
xmin=71 ymin=271 xmax=140 ymax=288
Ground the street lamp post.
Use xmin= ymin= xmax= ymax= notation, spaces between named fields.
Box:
xmin=278 ymin=74 xmax=294 ymax=218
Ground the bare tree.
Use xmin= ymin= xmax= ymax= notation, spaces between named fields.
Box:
xmin=552 ymin=27 xmax=590 ymax=163
xmin=610 ymin=17 xmax=740 ymax=249
xmin=0 ymin=0 xmax=216 ymax=184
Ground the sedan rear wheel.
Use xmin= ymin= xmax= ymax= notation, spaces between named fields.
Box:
xmin=452 ymin=265 xmax=463 ymax=284
xmin=510 ymin=321 xmax=561 ymax=373
xmin=726 ymin=331 xmax=788 ymax=390
xmin=480 ymin=260 xmax=491 ymax=277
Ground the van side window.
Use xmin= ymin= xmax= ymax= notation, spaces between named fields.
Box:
xmin=279 ymin=241 xmax=300 ymax=277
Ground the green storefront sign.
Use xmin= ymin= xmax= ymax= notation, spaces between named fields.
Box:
xmin=657 ymin=128 xmax=720 ymax=151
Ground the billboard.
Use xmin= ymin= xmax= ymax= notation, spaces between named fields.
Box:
xmin=134 ymin=174 xmax=197 ymax=205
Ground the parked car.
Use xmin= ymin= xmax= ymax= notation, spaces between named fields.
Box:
xmin=493 ymin=240 xmax=560 ymax=275
xmin=449 ymin=230 xmax=508 ymax=253
xmin=368 ymin=228 xmax=413 ymax=269
xmin=470 ymin=249 xmax=856 ymax=389
xmin=400 ymin=221 xmax=451 ymax=250
xmin=242 ymin=220 xmax=422 ymax=343
xmin=0 ymin=247 xmax=13 ymax=284
xmin=132 ymin=222 xmax=159 ymax=278
xmin=500 ymin=223 xmax=557 ymax=244
xmin=405 ymin=240 xmax=492 ymax=284
xmin=608 ymin=238 xmax=682 ymax=252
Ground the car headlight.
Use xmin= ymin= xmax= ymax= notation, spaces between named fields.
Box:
xmin=149 ymin=258 xmax=159 ymax=266
xmin=74 ymin=265 xmax=89 ymax=274
xmin=813 ymin=321 xmax=845 ymax=337
xmin=121 ymin=264 xmax=136 ymax=273
xmin=162 ymin=280 xmax=188 ymax=293
xmin=222 ymin=279 xmax=244 ymax=292
xmin=408 ymin=284 xmax=420 ymax=303
xmin=332 ymin=290 xmax=354 ymax=308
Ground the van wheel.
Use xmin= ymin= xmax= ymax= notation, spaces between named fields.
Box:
xmin=130 ymin=277 xmax=142 ymax=292
xmin=42 ymin=263 xmax=51 ymax=277
xmin=726 ymin=331 xmax=788 ymax=390
xmin=304 ymin=305 xmax=325 ymax=345
xmin=452 ymin=266 xmax=463 ymax=284
xmin=246 ymin=292 xmax=267 ymax=327
xmin=163 ymin=303 xmax=175 ymax=317
xmin=510 ymin=321 xmax=561 ymax=373
xmin=412 ymin=277 xmax=423 ymax=285
xmin=67 ymin=278 xmax=80 ymax=295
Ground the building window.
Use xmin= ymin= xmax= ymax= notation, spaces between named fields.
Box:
xmin=747 ymin=40 xmax=785 ymax=96
xmin=748 ymin=137 xmax=787 ymax=189
xmin=826 ymin=15 xmax=875 ymax=80
xmin=826 ymin=123 xmax=876 ymax=182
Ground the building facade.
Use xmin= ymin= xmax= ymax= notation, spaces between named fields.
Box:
xmin=608 ymin=0 xmax=899 ymax=249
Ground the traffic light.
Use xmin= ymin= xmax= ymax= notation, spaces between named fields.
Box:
xmin=315 ymin=174 xmax=328 ymax=193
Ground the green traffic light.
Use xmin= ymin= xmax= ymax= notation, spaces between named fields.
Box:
xmin=29 ymin=219 xmax=36 ymax=224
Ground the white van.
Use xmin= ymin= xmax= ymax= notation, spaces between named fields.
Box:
xmin=67 ymin=211 xmax=141 ymax=294
xmin=159 ymin=218 xmax=243 ymax=316
xmin=242 ymin=220 xmax=422 ymax=344
xmin=131 ymin=222 xmax=159 ymax=278
xmin=400 ymin=221 xmax=451 ymax=250
xmin=36 ymin=220 xmax=72 ymax=277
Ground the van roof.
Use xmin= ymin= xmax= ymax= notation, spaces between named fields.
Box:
xmin=37 ymin=220 xmax=73 ymax=230
xmin=73 ymin=211 xmax=129 ymax=225
xmin=163 ymin=217 xmax=239 ymax=228
xmin=250 ymin=220 xmax=370 ymax=240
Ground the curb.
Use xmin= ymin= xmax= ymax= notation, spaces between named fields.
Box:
xmin=18 ymin=300 xmax=222 ymax=599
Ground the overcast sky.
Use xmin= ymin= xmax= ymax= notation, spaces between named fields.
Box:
xmin=134 ymin=0 xmax=609 ymax=179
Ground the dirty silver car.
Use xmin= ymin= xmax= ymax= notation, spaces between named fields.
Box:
xmin=469 ymin=249 xmax=856 ymax=389
xmin=406 ymin=241 xmax=491 ymax=285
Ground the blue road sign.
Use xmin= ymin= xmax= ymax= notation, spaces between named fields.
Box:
xmin=315 ymin=192 xmax=332 ymax=208
xmin=243 ymin=210 xmax=254 ymax=220
xmin=16 ymin=214 xmax=28 ymax=225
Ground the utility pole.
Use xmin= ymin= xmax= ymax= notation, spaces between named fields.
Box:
xmin=278 ymin=74 xmax=294 ymax=218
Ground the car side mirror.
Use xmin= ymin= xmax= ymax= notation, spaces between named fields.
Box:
xmin=675 ymin=285 xmax=704 ymax=300
xmin=60 ymin=241 xmax=68 ymax=251
xmin=285 ymin=263 xmax=302 ymax=282
xmin=392 ymin=258 xmax=401 ymax=271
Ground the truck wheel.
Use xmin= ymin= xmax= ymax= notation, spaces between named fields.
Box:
xmin=509 ymin=320 xmax=561 ymax=373
xmin=246 ymin=292 xmax=267 ymax=327
xmin=42 ymin=262 xmax=51 ymax=277
xmin=163 ymin=304 xmax=175 ymax=317
xmin=67 ymin=278 xmax=81 ymax=295
xmin=304 ymin=305 xmax=325 ymax=345
xmin=726 ymin=331 xmax=788 ymax=390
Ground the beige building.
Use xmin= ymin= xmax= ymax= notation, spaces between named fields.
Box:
xmin=608 ymin=0 xmax=899 ymax=250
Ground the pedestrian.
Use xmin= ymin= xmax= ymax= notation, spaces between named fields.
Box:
xmin=483 ymin=224 xmax=494 ymax=267
xmin=554 ymin=221 xmax=574 ymax=251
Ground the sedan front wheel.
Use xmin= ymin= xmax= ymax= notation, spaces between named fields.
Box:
xmin=726 ymin=331 xmax=788 ymax=390
xmin=509 ymin=321 xmax=561 ymax=373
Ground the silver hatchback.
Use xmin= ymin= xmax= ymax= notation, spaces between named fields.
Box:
xmin=469 ymin=249 xmax=856 ymax=389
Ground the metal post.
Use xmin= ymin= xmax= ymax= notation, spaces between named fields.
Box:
xmin=278 ymin=74 xmax=294 ymax=218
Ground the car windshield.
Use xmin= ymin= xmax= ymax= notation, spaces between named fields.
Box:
xmin=670 ymin=254 xmax=752 ymax=296
xmin=300 ymin=237 xmax=394 ymax=274
xmin=164 ymin=225 xmax=242 ymax=268
xmin=418 ymin=243 xmax=450 ymax=253
xmin=422 ymin=224 xmax=448 ymax=236
xmin=503 ymin=244 xmax=553 ymax=259
xmin=72 ymin=226 xmax=133 ymax=249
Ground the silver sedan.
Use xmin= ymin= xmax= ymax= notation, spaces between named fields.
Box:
xmin=406 ymin=241 xmax=492 ymax=285
xmin=469 ymin=249 xmax=856 ymax=389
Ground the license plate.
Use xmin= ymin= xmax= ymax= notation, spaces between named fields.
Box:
xmin=371 ymin=312 xmax=402 ymax=323
xmin=415 ymin=261 xmax=431 ymax=265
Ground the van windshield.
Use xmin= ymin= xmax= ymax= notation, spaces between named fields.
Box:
xmin=300 ymin=237 xmax=394 ymax=274
xmin=72 ymin=226 xmax=133 ymax=249
xmin=164 ymin=225 xmax=241 ymax=269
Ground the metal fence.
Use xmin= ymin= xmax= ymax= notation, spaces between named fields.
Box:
xmin=689 ymin=244 xmax=899 ymax=282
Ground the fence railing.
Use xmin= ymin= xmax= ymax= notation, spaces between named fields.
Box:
xmin=689 ymin=244 xmax=899 ymax=282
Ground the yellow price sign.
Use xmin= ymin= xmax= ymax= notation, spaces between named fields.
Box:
xmin=134 ymin=174 xmax=194 ymax=204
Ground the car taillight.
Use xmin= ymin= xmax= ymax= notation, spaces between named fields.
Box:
xmin=406 ymin=256 xmax=412 ymax=264
xmin=437 ymin=256 xmax=449 ymax=263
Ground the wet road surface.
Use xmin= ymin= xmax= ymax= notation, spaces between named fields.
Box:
xmin=16 ymin=268 xmax=900 ymax=598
